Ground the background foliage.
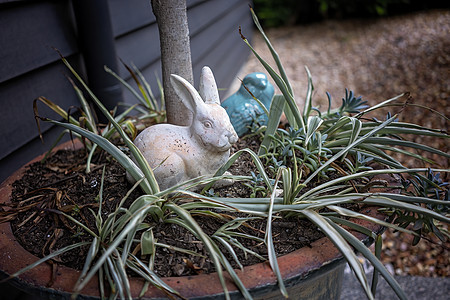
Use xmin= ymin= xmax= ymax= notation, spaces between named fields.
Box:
xmin=252 ymin=0 xmax=448 ymax=27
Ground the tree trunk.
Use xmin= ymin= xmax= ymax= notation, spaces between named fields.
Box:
xmin=151 ymin=0 xmax=194 ymax=126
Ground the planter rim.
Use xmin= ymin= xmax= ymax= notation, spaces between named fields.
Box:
xmin=0 ymin=141 xmax=399 ymax=299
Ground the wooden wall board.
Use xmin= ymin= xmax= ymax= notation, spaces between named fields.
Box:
xmin=115 ymin=23 xmax=161 ymax=79
xmin=109 ymin=0 xmax=156 ymax=38
xmin=0 ymin=56 xmax=84 ymax=161
xmin=0 ymin=0 xmax=77 ymax=82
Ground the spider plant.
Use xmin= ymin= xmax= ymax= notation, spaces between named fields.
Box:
xmin=33 ymin=59 xmax=160 ymax=174
xmin=105 ymin=61 xmax=166 ymax=124
xmin=216 ymin=7 xmax=450 ymax=300
xmin=6 ymin=55 xmax=272 ymax=300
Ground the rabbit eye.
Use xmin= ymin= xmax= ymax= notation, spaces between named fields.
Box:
xmin=203 ymin=121 xmax=213 ymax=129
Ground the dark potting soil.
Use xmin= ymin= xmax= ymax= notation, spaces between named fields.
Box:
xmin=7 ymin=137 xmax=325 ymax=279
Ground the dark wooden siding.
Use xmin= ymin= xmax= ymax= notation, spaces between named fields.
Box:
xmin=0 ymin=0 xmax=253 ymax=182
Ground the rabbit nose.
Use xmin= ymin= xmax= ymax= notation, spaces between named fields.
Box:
xmin=228 ymin=132 xmax=238 ymax=144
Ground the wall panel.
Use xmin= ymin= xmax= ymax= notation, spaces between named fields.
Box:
xmin=0 ymin=0 xmax=252 ymax=183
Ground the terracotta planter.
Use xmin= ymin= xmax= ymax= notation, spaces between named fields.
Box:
xmin=0 ymin=142 xmax=396 ymax=299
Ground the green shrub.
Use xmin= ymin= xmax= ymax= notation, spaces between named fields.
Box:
xmin=253 ymin=0 xmax=448 ymax=27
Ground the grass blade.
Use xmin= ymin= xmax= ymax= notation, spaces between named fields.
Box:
xmin=240 ymin=26 xmax=303 ymax=130
xmin=355 ymin=93 xmax=407 ymax=118
xmin=303 ymin=66 xmax=314 ymax=120
xmin=361 ymin=195 xmax=450 ymax=223
xmin=215 ymin=148 xmax=273 ymax=194
xmin=42 ymin=118 xmax=153 ymax=194
xmin=303 ymin=114 xmax=401 ymax=187
xmin=2 ymin=242 xmax=90 ymax=281
xmin=59 ymin=54 xmax=159 ymax=194
xmin=265 ymin=170 xmax=288 ymax=298
xmin=249 ymin=7 xmax=293 ymax=97
xmin=301 ymin=210 xmax=374 ymax=300
xmin=127 ymin=255 xmax=184 ymax=298
xmin=73 ymin=195 xmax=160 ymax=294
xmin=75 ymin=237 xmax=100 ymax=288
xmin=371 ymin=235 xmax=382 ymax=296
xmin=104 ymin=65 xmax=147 ymax=106
xmin=327 ymin=220 xmax=407 ymax=300
xmin=164 ymin=204 xmax=230 ymax=300
xmin=259 ymin=95 xmax=285 ymax=155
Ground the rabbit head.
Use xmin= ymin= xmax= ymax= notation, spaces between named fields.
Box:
xmin=170 ymin=66 xmax=238 ymax=152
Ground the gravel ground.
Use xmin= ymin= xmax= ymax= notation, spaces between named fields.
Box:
xmin=231 ymin=9 xmax=449 ymax=278
xmin=341 ymin=265 xmax=450 ymax=299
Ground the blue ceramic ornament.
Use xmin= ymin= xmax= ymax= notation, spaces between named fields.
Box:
xmin=222 ymin=72 xmax=274 ymax=137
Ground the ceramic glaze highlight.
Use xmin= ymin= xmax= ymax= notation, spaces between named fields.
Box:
xmin=222 ymin=72 xmax=274 ymax=137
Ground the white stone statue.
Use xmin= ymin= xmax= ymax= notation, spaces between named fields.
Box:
xmin=132 ymin=66 xmax=238 ymax=190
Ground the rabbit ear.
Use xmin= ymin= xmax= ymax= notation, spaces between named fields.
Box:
xmin=170 ymin=74 xmax=204 ymax=114
xmin=199 ymin=66 xmax=220 ymax=105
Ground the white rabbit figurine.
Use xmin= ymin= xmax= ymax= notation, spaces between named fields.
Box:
xmin=132 ymin=66 xmax=239 ymax=190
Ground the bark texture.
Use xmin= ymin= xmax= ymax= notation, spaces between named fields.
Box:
xmin=151 ymin=0 xmax=194 ymax=126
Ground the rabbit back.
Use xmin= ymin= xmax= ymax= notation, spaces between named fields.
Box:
xmin=134 ymin=124 xmax=191 ymax=189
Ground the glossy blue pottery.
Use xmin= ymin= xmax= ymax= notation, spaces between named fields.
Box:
xmin=222 ymin=72 xmax=274 ymax=137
